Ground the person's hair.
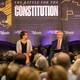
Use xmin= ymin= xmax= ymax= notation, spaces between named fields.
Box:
xmin=33 ymin=53 xmax=42 ymax=63
xmin=68 ymin=52 xmax=75 ymax=64
xmin=76 ymin=54 xmax=80 ymax=60
xmin=0 ymin=53 xmax=3 ymax=60
xmin=20 ymin=30 xmax=28 ymax=39
xmin=47 ymin=65 xmax=68 ymax=80
xmin=5 ymin=50 xmax=16 ymax=64
xmin=6 ymin=50 xmax=17 ymax=55
xmin=0 ymin=63 xmax=7 ymax=79
xmin=14 ymin=54 xmax=26 ymax=65
xmin=71 ymin=59 xmax=80 ymax=74
xmin=76 ymin=68 xmax=80 ymax=80
xmin=56 ymin=52 xmax=71 ymax=70
xmin=0 ymin=53 xmax=4 ymax=64
xmin=35 ymin=55 xmax=49 ymax=70
xmin=51 ymin=57 xmax=57 ymax=66
xmin=16 ymin=66 xmax=40 ymax=80
xmin=6 ymin=63 xmax=21 ymax=80
xmin=57 ymin=30 xmax=64 ymax=34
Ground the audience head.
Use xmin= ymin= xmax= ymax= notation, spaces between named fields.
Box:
xmin=0 ymin=53 xmax=4 ymax=64
xmin=76 ymin=68 xmax=80 ymax=80
xmin=51 ymin=57 xmax=57 ymax=66
xmin=30 ymin=47 xmax=39 ymax=63
xmin=68 ymin=52 xmax=75 ymax=64
xmin=0 ymin=53 xmax=3 ymax=60
xmin=76 ymin=54 xmax=80 ymax=60
xmin=0 ymin=63 xmax=7 ymax=78
xmin=14 ymin=54 xmax=26 ymax=65
xmin=6 ymin=63 xmax=21 ymax=80
xmin=6 ymin=50 xmax=16 ymax=64
xmin=34 ymin=53 xmax=49 ymax=70
xmin=47 ymin=65 xmax=68 ymax=80
xmin=6 ymin=50 xmax=17 ymax=55
xmin=51 ymin=52 xmax=60 ymax=65
xmin=33 ymin=53 xmax=42 ymax=63
xmin=71 ymin=59 xmax=80 ymax=74
xmin=16 ymin=66 xmax=40 ymax=80
xmin=56 ymin=52 xmax=71 ymax=70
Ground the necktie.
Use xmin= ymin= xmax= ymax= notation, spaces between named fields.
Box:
xmin=57 ymin=40 xmax=61 ymax=49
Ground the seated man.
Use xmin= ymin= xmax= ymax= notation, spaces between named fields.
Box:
xmin=49 ymin=30 xmax=69 ymax=64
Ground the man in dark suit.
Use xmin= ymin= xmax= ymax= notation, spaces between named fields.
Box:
xmin=49 ymin=30 xmax=69 ymax=64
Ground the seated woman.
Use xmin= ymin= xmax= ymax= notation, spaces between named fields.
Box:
xmin=16 ymin=30 xmax=33 ymax=64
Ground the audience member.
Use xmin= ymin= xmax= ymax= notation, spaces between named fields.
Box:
xmin=16 ymin=66 xmax=41 ymax=80
xmin=0 ymin=64 xmax=7 ymax=80
xmin=6 ymin=63 xmax=21 ymax=80
xmin=0 ymin=53 xmax=6 ymax=64
xmin=51 ymin=56 xmax=57 ymax=66
xmin=30 ymin=47 xmax=39 ymax=66
xmin=47 ymin=65 xmax=68 ymax=80
xmin=56 ymin=52 xmax=76 ymax=80
xmin=33 ymin=53 xmax=49 ymax=80
xmin=5 ymin=50 xmax=16 ymax=64
xmin=68 ymin=52 xmax=75 ymax=64
xmin=71 ymin=59 xmax=80 ymax=74
xmin=34 ymin=53 xmax=49 ymax=72
xmin=57 ymin=52 xmax=71 ymax=70
xmin=14 ymin=54 xmax=26 ymax=66
xmin=76 ymin=68 xmax=80 ymax=80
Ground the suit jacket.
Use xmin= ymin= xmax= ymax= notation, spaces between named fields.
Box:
xmin=50 ymin=39 xmax=69 ymax=53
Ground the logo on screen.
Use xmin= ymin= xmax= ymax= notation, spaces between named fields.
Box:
xmin=0 ymin=0 xmax=12 ymax=28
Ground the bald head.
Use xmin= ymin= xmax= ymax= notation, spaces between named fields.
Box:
xmin=57 ymin=52 xmax=71 ymax=70
xmin=57 ymin=52 xmax=70 ymax=61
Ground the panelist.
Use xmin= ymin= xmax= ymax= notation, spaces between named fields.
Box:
xmin=16 ymin=30 xmax=32 ymax=64
xmin=49 ymin=30 xmax=69 ymax=63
